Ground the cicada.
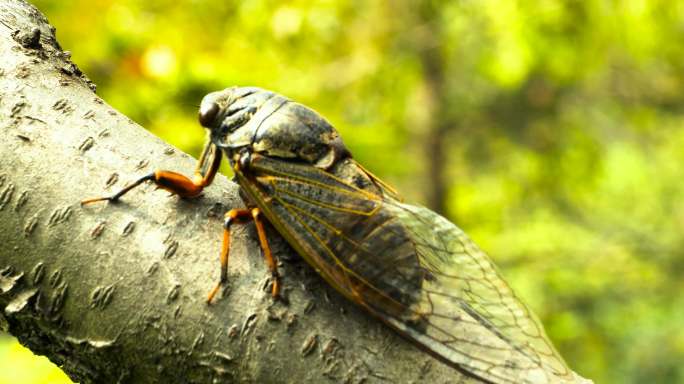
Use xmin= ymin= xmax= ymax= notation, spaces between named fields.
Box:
xmin=83 ymin=87 xmax=581 ymax=383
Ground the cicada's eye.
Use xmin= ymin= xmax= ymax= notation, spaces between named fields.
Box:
xmin=198 ymin=102 xmax=220 ymax=127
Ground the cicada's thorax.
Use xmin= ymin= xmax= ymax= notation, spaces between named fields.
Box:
xmin=211 ymin=88 xmax=395 ymax=208
xmin=207 ymin=88 xmax=347 ymax=172
xmin=205 ymin=87 xmax=426 ymax=320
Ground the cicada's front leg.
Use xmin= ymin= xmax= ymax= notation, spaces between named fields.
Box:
xmin=207 ymin=207 xmax=281 ymax=304
xmin=81 ymin=141 xmax=222 ymax=205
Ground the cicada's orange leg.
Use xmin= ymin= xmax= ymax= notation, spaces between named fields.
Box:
xmin=81 ymin=142 xmax=222 ymax=205
xmin=207 ymin=208 xmax=252 ymax=303
xmin=206 ymin=207 xmax=282 ymax=304
xmin=251 ymin=207 xmax=281 ymax=299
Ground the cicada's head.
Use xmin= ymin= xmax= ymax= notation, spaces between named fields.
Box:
xmin=198 ymin=86 xmax=272 ymax=142
xmin=199 ymin=86 xmax=350 ymax=169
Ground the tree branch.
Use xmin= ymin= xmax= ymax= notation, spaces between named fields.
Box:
xmin=0 ymin=1 xmax=474 ymax=382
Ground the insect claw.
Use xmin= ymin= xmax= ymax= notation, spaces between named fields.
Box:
xmin=271 ymin=279 xmax=280 ymax=298
xmin=269 ymin=272 xmax=283 ymax=300
xmin=207 ymin=283 xmax=222 ymax=305
xmin=81 ymin=173 xmax=156 ymax=206
xmin=80 ymin=196 xmax=116 ymax=205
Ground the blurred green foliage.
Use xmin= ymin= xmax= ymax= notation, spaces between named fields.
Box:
xmin=0 ymin=334 xmax=72 ymax=384
xmin=4 ymin=1 xmax=683 ymax=383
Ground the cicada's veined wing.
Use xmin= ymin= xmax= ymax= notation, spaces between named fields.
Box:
xmin=237 ymin=154 xmax=576 ymax=384
xmin=380 ymin=202 xmax=574 ymax=383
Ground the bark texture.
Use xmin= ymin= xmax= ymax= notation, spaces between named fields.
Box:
xmin=0 ymin=1 xmax=473 ymax=383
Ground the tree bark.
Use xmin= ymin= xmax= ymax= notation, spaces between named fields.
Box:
xmin=0 ymin=1 xmax=473 ymax=383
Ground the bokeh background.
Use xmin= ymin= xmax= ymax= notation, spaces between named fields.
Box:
xmin=3 ymin=1 xmax=684 ymax=383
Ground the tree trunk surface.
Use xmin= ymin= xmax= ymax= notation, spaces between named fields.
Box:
xmin=0 ymin=1 xmax=474 ymax=383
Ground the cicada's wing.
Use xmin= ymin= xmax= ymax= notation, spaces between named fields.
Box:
xmin=380 ymin=202 xmax=574 ymax=383
xmin=240 ymin=154 xmax=575 ymax=384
